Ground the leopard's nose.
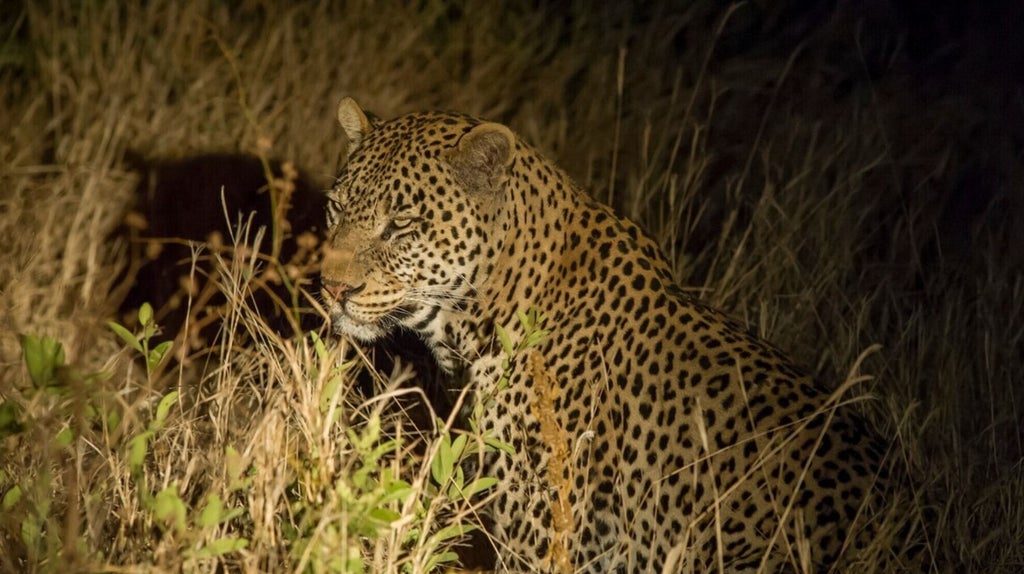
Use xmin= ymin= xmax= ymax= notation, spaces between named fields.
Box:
xmin=322 ymin=279 xmax=365 ymax=303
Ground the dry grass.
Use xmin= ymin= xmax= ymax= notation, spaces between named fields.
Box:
xmin=526 ymin=350 xmax=572 ymax=574
xmin=2 ymin=0 xmax=1022 ymax=572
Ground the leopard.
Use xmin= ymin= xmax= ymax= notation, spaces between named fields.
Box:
xmin=320 ymin=97 xmax=890 ymax=572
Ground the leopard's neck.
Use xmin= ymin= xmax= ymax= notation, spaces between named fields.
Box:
xmin=415 ymin=147 xmax=579 ymax=374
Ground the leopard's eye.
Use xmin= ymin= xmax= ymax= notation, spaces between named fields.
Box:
xmin=391 ymin=216 xmax=414 ymax=231
xmin=381 ymin=216 xmax=417 ymax=241
xmin=326 ymin=196 xmax=344 ymax=227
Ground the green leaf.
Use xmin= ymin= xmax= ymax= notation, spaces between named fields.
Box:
xmin=431 ymin=435 xmax=453 ymax=486
xmin=451 ymin=433 xmax=467 ymax=461
xmin=485 ymin=436 xmax=517 ymax=456
xmin=20 ymin=334 xmax=65 ymax=388
xmin=432 ymin=523 xmax=474 ymax=543
xmin=368 ymin=507 xmax=401 ymax=525
xmin=191 ymin=536 xmax=248 ymax=558
xmin=0 ymin=401 xmax=24 ymax=439
xmin=310 ymin=329 xmax=327 ymax=360
xmin=2 ymin=485 xmax=22 ymax=509
xmin=342 ymin=550 xmax=365 ymax=574
xmin=321 ymin=374 xmax=341 ymax=415
xmin=424 ymin=551 xmax=460 ymax=572
xmin=379 ymin=481 xmax=413 ymax=505
xmin=54 ymin=426 xmax=74 ymax=448
xmin=21 ymin=511 xmax=41 ymax=548
xmin=105 ymin=408 xmax=121 ymax=433
xmin=422 ymin=526 xmax=475 ymax=569
xmin=447 ymin=465 xmax=467 ymax=500
xmin=526 ymin=329 xmax=551 ymax=349
xmin=280 ymin=521 xmax=299 ymax=543
xmin=195 ymin=493 xmax=244 ymax=527
xmin=221 ymin=506 xmax=245 ymax=523
xmin=363 ymin=413 xmax=381 ymax=445
xmin=137 ymin=302 xmax=154 ymax=328
xmin=368 ymin=438 xmax=398 ymax=465
xmin=351 ymin=466 xmax=372 ymax=493
xmin=495 ymin=323 xmax=514 ymax=356
xmin=463 ymin=476 xmax=498 ymax=498
xmin=128 ymin=431 xmax=150 ymax=474
xmin=152 ymin=485 xmax=187 ymax=534
xmin=148 ymin=341 xmax=172 ymax=372
xmin=153 ymin=390 xmax=179 ymax=431
xmin=107 ymin=322 xmax=144 ymax=354
xmin=516 ymin=309 xmax=531 ymax=331
xmin=196 ymin=494 xmax=223 ymax=527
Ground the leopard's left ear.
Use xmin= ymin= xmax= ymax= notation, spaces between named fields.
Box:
xmin=446 ymin=122 xmax=516 ymax=195
xmin=337 ymin=97 xmax=373 ymax=158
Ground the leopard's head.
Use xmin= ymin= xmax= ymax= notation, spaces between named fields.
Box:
xmin=321 ymin=98 xmax=516 ymax=343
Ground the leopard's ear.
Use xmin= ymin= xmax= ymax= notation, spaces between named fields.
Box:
xmin=337 ymin=97 xmax=373 ymax=157
xmin=446 ymin=122 xmax=516 ymax=195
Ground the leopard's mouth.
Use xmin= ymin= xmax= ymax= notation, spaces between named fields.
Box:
xmin=327 ymin=296 xmax=420 ymax=343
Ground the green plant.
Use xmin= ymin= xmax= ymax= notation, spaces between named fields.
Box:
xmin=3 ymin=334 xmax=114 ymax=566
xmin=430 ymin=308 xmax=551 ymax=504
xmin=311 ymin=330 xmax=357 ymax=425
xmin=19 ymin=333 xmax=65 ymax=391
xmin=286 ymin=411 xmax=411 ymax=574
xmin=429 ymin=431 xmax=498 ymax=505
xmin=119 ymin=389 xmax=251 ymax=563
xmin=281 ymin=330 xmax=513 ymax=573
xmin=113 ymin=321 xmax=250 ymax=563
xmin=494 ymin=307 xmax=551 ymax=392
xmin=109 ymin=302 xmax=172 ymax=377
xmin=16 ymin=334 xmax=117 ymax=431
xmin=412 ymin=428 xmax=498 ymax=573
xmin=477 ymin=306 xmax=551 ymax=427
xmin=143 ymin=468 xmax=250 ymax=561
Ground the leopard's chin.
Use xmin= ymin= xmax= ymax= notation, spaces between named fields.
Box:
xmin=329 ymin=311 xmax=387 ymax=342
